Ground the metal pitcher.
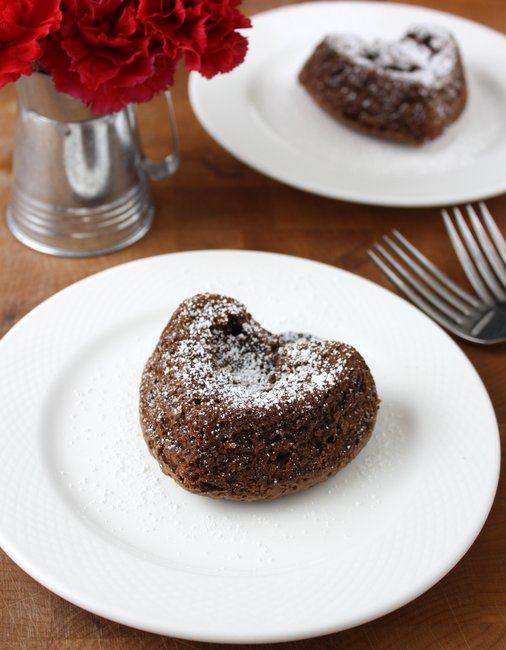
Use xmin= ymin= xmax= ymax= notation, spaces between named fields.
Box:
xmin=7 ymin=73 xmax=179 ymax=257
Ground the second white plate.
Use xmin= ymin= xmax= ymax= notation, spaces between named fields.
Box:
xmin=189 ymin=1 xmax=506 ymax=206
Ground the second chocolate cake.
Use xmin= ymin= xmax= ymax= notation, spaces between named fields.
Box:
xmin=299 ymin=25 xmax=467 ymax=144
xmin=140 ymin=294 xmax=379 ymax=501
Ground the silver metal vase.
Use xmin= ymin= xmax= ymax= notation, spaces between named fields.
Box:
xmin=7 ymin=73 xmax=179 ymax=257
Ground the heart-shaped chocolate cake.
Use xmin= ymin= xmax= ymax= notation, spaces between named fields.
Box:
xmin=299 ymin=25 xmax=467 ymax=144
xmin=139 ymin=294 xmax=379 ymax=501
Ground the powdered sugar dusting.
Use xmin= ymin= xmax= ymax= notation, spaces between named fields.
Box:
xmin=326 ymin=24 xmax=459 ymax=89
xmin=152 ymin=294 xmax=352 ymax=412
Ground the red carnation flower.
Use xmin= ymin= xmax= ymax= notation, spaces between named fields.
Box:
xmin=194 ymin=0 xmax=250 ymax=77
xmin=139 ymin=0 xmax=250 ymax=78
xmin=138 ymin=0 xmax=207 ymax=61
xmin=40 ymin=0 xmax=176 ymax=114
xmin=0 ymin=0 xmax=61 ymax=87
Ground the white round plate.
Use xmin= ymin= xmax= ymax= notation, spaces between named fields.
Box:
xmin=0 ymin=251 xmax=500 ymax=643
xmin=189 ymin=2 xmax=506 ymax=207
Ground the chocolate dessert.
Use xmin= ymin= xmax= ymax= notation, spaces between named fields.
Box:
xmin=298 ymin=25 xmax=467 ymax=144
xmin=139 ymin=294 xmax=379 ymax=501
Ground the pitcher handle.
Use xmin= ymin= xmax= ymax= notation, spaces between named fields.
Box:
xmin=138 ymin=91 xmax=180 ymax=180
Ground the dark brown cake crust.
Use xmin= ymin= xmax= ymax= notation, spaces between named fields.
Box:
xmin=139 ymin=294 xmax=379 ymax=501
xmin=298 ymin=25 xmax=467 ymax=144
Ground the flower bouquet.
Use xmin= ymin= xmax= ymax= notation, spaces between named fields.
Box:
xmin=0 ymin=0 xmax=251 ymax=113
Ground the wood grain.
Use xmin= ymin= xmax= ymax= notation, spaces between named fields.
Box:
xmin=1 ymin=1 xmax=506 ymax=648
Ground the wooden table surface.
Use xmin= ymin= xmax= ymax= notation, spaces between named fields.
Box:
xmin=1 ymin=0 xmax=505 ymax=648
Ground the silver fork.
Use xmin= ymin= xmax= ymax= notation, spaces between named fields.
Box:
xmin=368 ymin=202 xmax=506 ymax=345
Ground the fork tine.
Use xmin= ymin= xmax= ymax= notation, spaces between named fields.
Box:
xmin=372 ymin=242 xmax=465 ymax=323
xmin=368 ymin=249 xmax=461 ymax=333
xmin=451 ymin=207 xmax=506 ymax=301
xmin=466 ymin=204 xmax=506 ymax=288
xmin=478 ymin=201 xmax=506 ymax=266
xmin=442 ymin=209 xmax=495 ymax=306
xmin=385 ymin=234 xmax=474 ymax=315
xmin=392 ymin=230 xmax=481 ymax=308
